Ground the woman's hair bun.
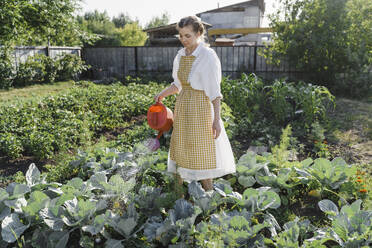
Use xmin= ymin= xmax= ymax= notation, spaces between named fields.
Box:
xmin=176 ymin=15 xmax=205 ymax=36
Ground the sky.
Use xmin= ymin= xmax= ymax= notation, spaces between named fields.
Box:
xmin=78 ymin=0 xmax=278 ymax=27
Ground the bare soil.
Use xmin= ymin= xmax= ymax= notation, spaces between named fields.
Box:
xmin=327 ymin=97 xmax=372 ymax=166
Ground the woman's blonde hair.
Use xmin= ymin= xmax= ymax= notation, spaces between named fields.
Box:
xmin=176 ymin=16 xmax=209 ymax=45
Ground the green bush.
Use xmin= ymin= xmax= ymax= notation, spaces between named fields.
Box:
xmin=0 ymin=46 xmax=15 ymax=89
xmin=221 ymin=73 xmax=335 ymax=146
xmin=15 ymin=53 xmax=56 ymax=86
xmin=0 ymin=132 xmax=23 ymax=159
xmin=13 ymin=53 xmax=89 ymax=87
xmin=335 ymin=70 xmax=372 ymax=98
xmin=56 ymin=53 xmax=90 ymax=81
xmin=0 ymin=81 xmax=167 ymax=160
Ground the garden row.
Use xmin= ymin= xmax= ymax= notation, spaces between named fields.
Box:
xmin=0 ymin=81 xmax=167 ymax=159
xmin=0 ymin=74 xmax=335 ymax=162
xmin=0 ymin=74 xmax=370 ymax=247
xmin=0 ymin=140 xmax=370 ymax=247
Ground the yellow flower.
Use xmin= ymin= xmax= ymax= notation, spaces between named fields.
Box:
xmin=308 ymin=189 xmax=321 ymax=198
xmin=113 ymin=201 xmax=121 ymax=209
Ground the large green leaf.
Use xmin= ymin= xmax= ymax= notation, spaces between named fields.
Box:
xmin=25 ymin=163 xmax=45 ymax=187
xmin=82 ymin=214 xmax=105 ymax=235
xmin=0 ymin=189 xmax=9 ymax=203
xmin=6 ymin=183 xmax=30 ymax=198
xmin=4 ymin=197 xmax=27 ymax=213
xmin=40 ymin=200 xmax=65 ymax=231
xmin=238 ymin=175 xmax=256 ymax=187
xmin=1 ymin=213 xmax=30 ymax=243
xmin=62 ymin=198 xmax=97 ymax=226
xmin=116 ymin=217 xmax=137 ymax=237
xmin=102 ymin=175 xmax=135 ymax=200
xmin=48 ymin=231 xmax=70 ymax=248
xmin=297 ymin=157 xmax=352 ymax=190
xmin=236 ymin=151 xmax=268 ymax=176
xmin=104 ymin=239 xmax=124 ymax=248
xmin=22 ymin=191 xmax=50 ymax=217
xmin=187 ymin=181 xmax=221 ymax=213
xmin=318 ymin=199 xmax=339 ymax=219
xmin=0 ymin=203 xmax=11 ymax=221
xmin=238 ymin=187 xmax=281 ymax=212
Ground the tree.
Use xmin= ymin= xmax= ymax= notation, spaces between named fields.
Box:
xmin=0 ymin=0 xmax=30 ymax=46
xmin=261 ymin=0 xmax=371 ymax=91
xmin=77 ymin=10 xmax=118 ymax=46
xmin=77 ymin=10 xmax=147 ymax=47
xmin=145 ymin=12 xmax=170 ymax=29
xmin=115 ymin=22 xmax=148 ymax=46
xmin=0 ymin=0 xmax=94 ymax=46
xmin=112 ymin=12 xmax=138 ymax=28
xmin=83 ymin=9 xmax=111 ymax=22
xmin=345 ymin=0 xmax=372 ymax=69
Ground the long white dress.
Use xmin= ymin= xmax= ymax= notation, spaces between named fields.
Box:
xmin=166 ymin=42 xmax=236 ymax=183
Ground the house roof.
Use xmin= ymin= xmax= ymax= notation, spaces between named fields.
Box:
xmin=143 ymin=21 xmax=212 ymax=33
xmin=196 ymin=0 xmax=265 ymax=15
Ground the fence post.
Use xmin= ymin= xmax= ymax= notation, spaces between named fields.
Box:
xmin=134 ymin=46 xmax=138 ymax=76
xmin=46 ymin=46 xmax=50 ymax=57
xmin=123 ymin=47 xmax=126 ymax=79
xmin=253 ymin=46 xmax=257 ymax=72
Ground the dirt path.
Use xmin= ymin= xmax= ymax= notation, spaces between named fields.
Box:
xmin=327 ymin=97 xmax=372 ymax=166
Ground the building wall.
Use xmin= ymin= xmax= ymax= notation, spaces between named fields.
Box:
xmin=199 ymin=5 xmax=266 ymax=45
xmin=200 ymin=6 xmax=261 ymax=29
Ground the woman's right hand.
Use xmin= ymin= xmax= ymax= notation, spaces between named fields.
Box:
xmin=154 ymin=93 xmax=164 ymax=102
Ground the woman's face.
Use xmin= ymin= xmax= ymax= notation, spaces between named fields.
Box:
xmin=178 ymin=25 xmax=200 ymax=48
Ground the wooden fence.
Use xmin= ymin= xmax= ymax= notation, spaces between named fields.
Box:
xmin=82 ymin=45 xmax=307 ymax=81
xmin=9 ymin=46 xmax=81 ymax=70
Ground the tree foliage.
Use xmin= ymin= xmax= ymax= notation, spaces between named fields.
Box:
xmin=145 ymin=11 xmax=171 ymax=29
xmin=112 ymin=12 xmax=138 ymax=28
xmin=77 ymin=10 xmax=148 ymax=47
xmin=115 ymin=23 xmax=148 ymax=46
xmin=345 ymin=0 xmax=372 ymax=68
xmin=0 ymin=0 xmax=94 ymax=46
xmin=261 ymin=0 xmax=372 ymax=90
xmin=0 ymin=0 xmax=30 ymax=46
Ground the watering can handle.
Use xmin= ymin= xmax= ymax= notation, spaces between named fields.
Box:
xmin=156 ymin=131 xmax=163 ymax=139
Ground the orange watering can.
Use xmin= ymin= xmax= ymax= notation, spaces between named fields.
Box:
xmin=146 ymin=101 xmax=173 ymax=150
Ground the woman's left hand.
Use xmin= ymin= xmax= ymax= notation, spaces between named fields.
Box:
xmin=212 ymin=119 xmax=221 ymax=139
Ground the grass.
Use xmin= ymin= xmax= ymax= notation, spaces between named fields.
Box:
xmin=326 ymin=96 xmax=372 ymax=209
xmin=0 ymin=80 xmax=75 ymax=103
xmin=327 ymin=97 xmax=372 ymax=163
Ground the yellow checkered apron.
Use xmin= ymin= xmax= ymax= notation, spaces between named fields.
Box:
xmin=169 ymin=55 xmax=217 ymax=170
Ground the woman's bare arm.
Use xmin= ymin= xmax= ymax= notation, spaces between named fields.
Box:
xmin=212 ymin=97 xmax=222 ymax=139
xmin=154 ymin=84 xmax=179 ymax=102
xmin=212 ymin=97 xmax=221 ymax=121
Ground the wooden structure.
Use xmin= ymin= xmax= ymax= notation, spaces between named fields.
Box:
xmin=196 ymin=0 xmax=272 ymax=45
xmin=82 ymin=45 xmax=295 ymax=81
xmin=143 ymin=22 xmax=212 ymax=46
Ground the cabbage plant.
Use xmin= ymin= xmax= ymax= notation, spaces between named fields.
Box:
xmin=295 ymin=157 xmax=355 ymax=190
xmin=316 ymin=199 xmax=372 ymax=247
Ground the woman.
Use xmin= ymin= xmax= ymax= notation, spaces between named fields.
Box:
xmin=154 ymin=16 xmax=236 ymax=193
